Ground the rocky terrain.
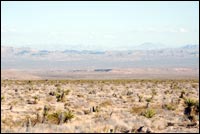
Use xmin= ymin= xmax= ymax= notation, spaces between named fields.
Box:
xmin=1 ymin=79 xmax=199 ymax=133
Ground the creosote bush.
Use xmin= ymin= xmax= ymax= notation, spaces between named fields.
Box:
xmin=145 ymin=98 xmax=152 ymax=103
xmin=163 ymin=103 xmax=176 ymax=111
xmin=47 ymin=110 xmax=75 ymax=124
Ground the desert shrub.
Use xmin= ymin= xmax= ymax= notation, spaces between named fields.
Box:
xmin=47 ymin=112 xmax=60 ymax=124
xmin=170 ymin=82 xmax=178 ymax=89
xmin=185 ymin=98 xmax=196 ymax=107
xmin=42 ymin=105 xmax=51 ymax=123
xmin=55 ymin=83 xmax=61 ymax=87
xmin=91 ymin=106 xmax=100 ymax=112
xmin=130 ymin=106 xmax=146 ymax=114
xmin=64 ymin=102 xmax=71 ymax=107
xmin=33 ymin=96 xmax=39 ymax=103
xmin=77 ymin=94 xmax=84 ymax=98
xmin=27 ymin=80 xmax=32 ymax=84
xmin=145 ymin=98 xmax=152 ymax=103
xmin=63 ymin=110 xmax=74 ymax=122
xmin=179 ymin=91 xmax=185 ymax=98
xmin=1 ymin=96 xmax=5 ymax=101
xmin=55 ymin=88 xmax=69 ymax=102
xmin=151 ymin=88 xmax=157 ymax=95
xmin=184 ymin=98 xmax=198 ymax=116
xmin=43 ymin=105 xmax=50 ymax=117
xmin=47 ymin=110 xmax=74 ymax=124
xmin=99 ymin=100 xmax=112 ymax=107
xmin=56 ymin=92 xmax=65 ymax=102
xmin=33 ymin=96 xmax=38 ymax=100
xmin=188 ymin=115 xmax=197 ymax=122
xmin=49 ymin=91 xmax=55 ymax=96
xmin=89 ymin=90 xmax=96 ymax=94
xmin=127 ymin=91 xmax=133 ymax=96
xmin=64 ymin=89 xmax=70 ymax=95
xmin=137 ymin=94 xmax=143 ymax=102
xmin=56 ymin=87 xmax=61 ymax=93
xmin=195 ymin=101 xmax=199 ymax=113
xmin=27 ymin=99 xmax=37 ymax=104
xmin=163 ymin=104 xmax=176 ymax=111
xmin=36 ymin=107 xmax=42 ymax=111
xmin=83 ymin=110 xmax=90 ymax=115
xmin=164 ymin=90 xmax=170 ymax=94
xmin=191 ymin=83 xmax=198 ymax=89
xmin=56 ymin=93 xmax=61 ymax=102
xmin=142 ymin=109 xmax=156 ymax=118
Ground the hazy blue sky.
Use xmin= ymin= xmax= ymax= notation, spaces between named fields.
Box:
xmin=1 ymin=1 xmax=199 ymax=50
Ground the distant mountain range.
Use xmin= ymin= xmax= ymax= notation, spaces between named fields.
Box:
xmin=132 ymin=42 xmax=168 ymax=50
xmin=181 ymin=44 xmax=199 ymax=49
xmin=1 ymin=44 xmax=199 ymax=70
xmin=2 ymin=44 xmax=199 ymax=55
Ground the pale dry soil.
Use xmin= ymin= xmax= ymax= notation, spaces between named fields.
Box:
xmin=1 ymin=80 xmax=199 ymax=133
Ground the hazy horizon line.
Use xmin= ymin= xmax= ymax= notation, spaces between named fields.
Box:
xmin=2 ymin=43 xmax=199 ymax=51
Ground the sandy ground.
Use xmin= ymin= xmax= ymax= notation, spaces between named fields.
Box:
xmin=1 ymin=79 xmax=199 ymax=133
xmin=1 ymin=68 xmax=199 ymax=80
xmin=1 ymin=69 xmax=42 ymax=80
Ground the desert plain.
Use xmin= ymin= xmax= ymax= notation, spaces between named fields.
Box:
xmin=1 ymin=79 xmax=199 ymax=133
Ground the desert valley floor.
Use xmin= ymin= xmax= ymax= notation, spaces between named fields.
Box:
xmin=1 ymin=79 xmax=199 ymax=133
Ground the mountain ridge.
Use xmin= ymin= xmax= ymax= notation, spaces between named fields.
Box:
xmin=2 ymin=44 xmax=199 ymax=54
xmin=1 ymin=44 xmax=199 ymax=70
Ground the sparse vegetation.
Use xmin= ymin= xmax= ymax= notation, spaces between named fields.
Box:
xmin=184 ymin=98 xmax=199 ymax=121
xmin=163 ymin=103 xmax=176 ymax=111
xmin=56 ymin=91 xmax=65 ymax=102
xmin=63 ymin=110 xmax=75 ymax=123
xmin=91 ymin=106 xmax=100 ymax=112
xmin=191 ymin=83 xmax=198 ymax=89
xmin=1 ymin=96 xmax=5 ymax=101
xmin=180 ymin=91 xmax=185 ymax=99
xmin=47 ymin=111 xmax=61 ymax=124
xmin=184 ymin=98 xmax=196 ymax=107
xmin=1 ymin=79 xmax=199 ymax=133
xmin=142 ymin=109 xmax=156 ymax=118
xmin=130 ymin=106 xmax=146 ymax=114
xmin=151 ymin=88 xmax=157 ymax=95
xmin=99 ymin=100 xmax=112 ymax=107
xmin=137 ymin=94 xmax=143 ymax=102
xmin=64 ymin=89 xmax=70 ymax=95
xmin=145 ymin=98 xmax=152 ymax=103
xmin=195 ymin=101 xmax=199 ymax=114
xmin=42 ymin=105 xmax=50 ymax=123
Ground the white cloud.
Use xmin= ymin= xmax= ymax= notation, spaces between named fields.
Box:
xmin=90 ymin=32 xmax=95 ymax=35
xmin=2 ymin=26 xmax=17 ymax=33
xmin=103 ymin=34 xmax=116 ymax=39
xmin=50 ymin=32 xmax=57 ymax=35
xmin=10 ymin=28 xmax=16 ymax=32
xmin=179 ymin=28 xmax=188 ymax=33
xmin=147 ymin=27 xmax=157 ymax=32
xmin=167 ymin=28 xmax=178 ymax=33
xmin=162 ymin=27 xmax=188 ymax=33
xmin=88 ymin=32 xmax=95 ymax=39
xmin=132 ymin=27 xmax=184 ymax=33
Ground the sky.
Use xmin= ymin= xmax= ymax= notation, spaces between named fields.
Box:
xmin=1 ymin=1 xmax=199 ymax=50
